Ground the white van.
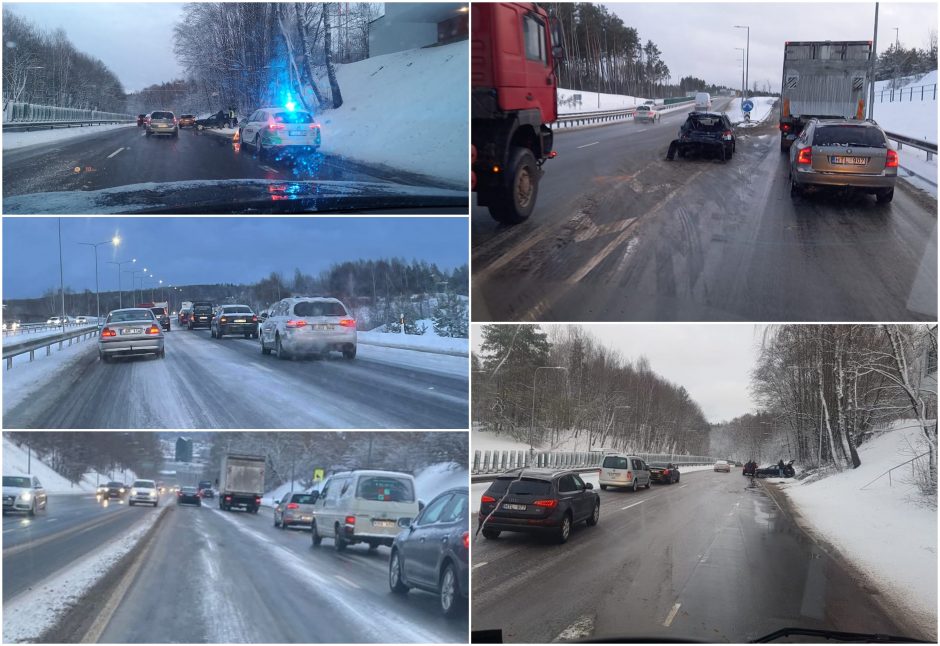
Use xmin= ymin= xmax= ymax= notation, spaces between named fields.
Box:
xmin=599 ymin=454 xmax=651 ymax=492
xmin=694 ymin=92 xmax=712 ymax=110
xmin=310 ymin=470 xmax=420 ymax=551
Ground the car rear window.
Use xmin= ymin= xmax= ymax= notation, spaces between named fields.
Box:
xmin=602 ymin=456 xmax=629 ymax=469
xmin=293 ymin=301 xmax=347 ymax=317
xmin=223 ymin=306 xmax=253 ymax=314
xmin=181 ymin=487 xmax=198 ymax=493
xmin=181 ymin=114 xmax=194 ymax=119
xmin=109 ymin=309 xmax=154 ymax=322
xmin=356 ymin=476 xmax=414 ymax=502
xmin=3 ymin=476 xmax=31 ymax=487
xmin=194 ymin=306 xmax=212 ymax=314
xmin=814 ymin=125 xmax=886 ymax=148
xmin=151 ymin=111 xmax=174 ymax=119
xmin=150 ymin=307 xmax=166 ymax=316
xmin=486 ymin=477 xmax=552 ymax=496
xmin=291 ymin=494 xmax=315 ymax=504
xmin=649 ymin=463 xmax=668 ymax=468
xmin=274 ymin=111 xmax=314 ymax=124
xmin=688 ymin=115 xmax=723 ymax=131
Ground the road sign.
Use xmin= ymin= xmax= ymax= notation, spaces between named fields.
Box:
xmin=742 ymin=99 xmax=754 ymax=113
xmin=313 ymin=468 xmax=324 ymax=481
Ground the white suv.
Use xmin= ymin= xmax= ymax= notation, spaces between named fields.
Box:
xmin=128 ymin=479 xmax=159 ymax=507
xmin=599 ymin=454 xmax=651 ymax=492
xmin=260 ymin=296 xmax=357 ymax=360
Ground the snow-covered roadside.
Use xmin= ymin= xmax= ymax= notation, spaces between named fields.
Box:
xmin=776 ymin=421 xmax=937 ymax=640
xmin=726 ymin=96 xmax=776 ymax=127
xmin=1 ymin=123 xmax=135 ymax=151
xmin=2 ymin=436 xmax=137 ymax=494
xmin=358 ymin=330 xmax=467 ymax=356
xmin=357 ymin=344 xmax=467 ymax=378
xmin=1 ymin=337 xmax=96 ymax=416
xmin=2 ymin=504 xmax=167 ymax=642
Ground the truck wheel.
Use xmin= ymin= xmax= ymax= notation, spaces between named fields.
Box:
xmin=334 ymin=528 xmax=348 ymax=552
xmin=488 ymin=147 xmax=538 ymax=225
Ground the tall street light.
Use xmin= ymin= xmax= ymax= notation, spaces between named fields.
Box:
xmin=77 ymin=236 xmax=119 ymax=322
xmin=125 ymin=269 xmax=143 ymax=305
xmin=108 ymin=258 xmax=136 ymax=309
xmin=735 ymin=48 xmax=746 ymax=100
xmin=734 ymin=25 xmax=750 ymax=99
xmin=529 ymin=366 xmax=568 ymax=463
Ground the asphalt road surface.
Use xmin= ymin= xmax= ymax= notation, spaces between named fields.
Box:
xmin=3 ymin=494 xmax=466 ymax=643
xmin=470 ymin=470 xmax=918 ymax=643
xmin=2 ymin=324 xmax=468 ymax=429
xmin=471 ymin=99 xmax=937 ymax=322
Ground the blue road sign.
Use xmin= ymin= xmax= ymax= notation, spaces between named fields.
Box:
xmin=742 ymin=99 xmax=754 ymax=113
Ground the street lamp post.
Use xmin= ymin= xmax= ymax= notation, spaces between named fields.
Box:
xmin=734 ymin=25 xmax=750 ymax=99
xmin=735 ymin=48 xmax=746 ymax=100
xmin=77 ymin=236 xmax=119 ymax=322
xmin=529 ymin=366 xmax=568 ymax=464
xmin=108 ymin=258 xmax=136 ymax=309
xmin=125 ymin=269 xmax=143 ymax=305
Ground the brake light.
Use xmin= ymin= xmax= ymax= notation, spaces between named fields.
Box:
xmin=146 ymin=325 xmax=160 ymax=335
xmin=268 ymin=121 xmax=285 ymax=131
xmin=797 ymin=147 xmax=812 ymax=165
xmin=177 ymin=491 xmax=182 ymax=496
xmin=255 ymin=496 xmax=262 ymax=503
xmin=286 ymin=320 xmax=306 ymax=328
xmin=339 ymin=318 xmax=356 ymax=328
xmin=309 ymin=123 xmax=320 ymax=130
xmin=885 ymin=149 xmax=898 ymax=168
xmin=663 ymin=469 xmax=670 ymax=475
xmin=780 ymin=123 xmax=792 ymax=132
xmin=462 ymin=531 xmax=469 ymax=549
xmin=344 ymin=515 xmax=356 ymax=526
xmin=722 ymin=130 xmax=733 ymax=140
xmin=286 ymin=502 xmax=299 ymax=510
xmin=855 ymin=99 xmax=865 ymax=120
xmin=481 ymin=495 xmax=496 ymax=504
xmin=225 ymin=495 xmax=232 ymax=501
xmin=533 ymin=499 xmax=558 ymax=508
xmin=101 ymin=327 xmax=117 ymax=337
xmin=251 ymin=315 xmax=258 ymax=322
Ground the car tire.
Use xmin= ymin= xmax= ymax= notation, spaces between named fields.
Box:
xmin=789 ymin=172 xmax=802 ymax=198
xmin=244 ymin=333 xmax=251 ymax=339
xmin=159 ymin=348 xmax=165 ymax=359
xmin=876 ymin=187 xmax=894 ymax=204
xmin=276 ymin=335 xmax=290 ymax=360
xmin=254 ymin=134 xmax=266 ymax=160
xmin=274 ymin=514 xmax=280 ymax=527
xmin=334 ymin=529 xmax=348 ymax=552
xmin=632 ymin=479 xmax=638 ymax=492
xmin=100 ymin=353 xmax=111 ymax=364
xmin=600 ymin=484 xmax=607 ymax=491
xmin=481 ymin=527 xmax=501 ymax=540
xmin=343 ymin=345 xmax=356 ymax=360
xmin=666 ymin=141 xmax=677 ymax=161
xmin=389 ymin=549 xmax=409 ymax=594
xmin=439 ymin=562 xmax=460 ymax=616
xmin=261 ymin=336 xmax=271 ymax=355
xmin=557 ymin=513 xmax=572 ymax=544
xmin=587 ymin=500 xmax=600 ymax=526
xmin=129 ymin=501 xmax=135 ymax=507
xmin=311 ymin=523 xmax=322 ymax=547
xmin=645 ymin=479 xmax=651 ymax=489
xmin=153 ymin=501 xmax=158 ymax=508
xmin=488 ymin=146 xmax=539 ymax=225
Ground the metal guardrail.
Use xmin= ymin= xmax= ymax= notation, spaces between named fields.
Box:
xmin=3 ymin=102 xmax=132 ymax=123
xmin=876 ymin=83 xmax=936 ymax=103
xmin=554 ymin=99 xmax=696 ymax=130
xmin=471 ymin=448 xmax=718 ymax=477
xmin=2 ymin=322 xmax=90 ymax=337
xmin=3 ymin=118 xmax=133 ymax=133
xmin=3 ymin=326 xmax=99 ymax=370
xmin=859 ymin=450 xmax=931 ymax=490
xmin=885 ymin=130 xmax=936 ymax=161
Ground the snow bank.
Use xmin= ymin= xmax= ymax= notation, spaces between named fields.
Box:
xmin=726 ymin=96 xmax=776 ymax=127
xmin=415 ymin=461 xmax=467 ymax=502
xmin=317 ymin=41 xmax=467 ymax=185
xmin=357 ymin=329 xmax=467 ymax=356
xmin=1 ymin=123 xmax=135 ymax=151
xmin=2 ymin=435 xmax=136 ymax=494
xmin=2 ymin=336 xmax=96 ymax=415
xmin=779 ymin=420 xmax=937 ymax=640
xmin=557 ymin=88 xmax=648 ymax=114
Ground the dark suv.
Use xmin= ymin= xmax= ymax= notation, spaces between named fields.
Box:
xmin=478 ymin=469 xmax=599 ymax=544
xmin=667 ymin=111 xmax=735 ymax=162
xmin=188 ymin=301 xmax=214 ymax=329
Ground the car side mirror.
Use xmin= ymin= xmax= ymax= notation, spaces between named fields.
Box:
xmin=584 ymin=482 xmax=593 ymax=490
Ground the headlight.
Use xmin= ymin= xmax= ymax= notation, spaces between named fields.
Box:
xmin=20 ymin=492 xmax=32 ymax=502
xmin=120 ymin=488 xmax=125 ymax=493
xmin=130 ymin=488 xmax=138 ymax=496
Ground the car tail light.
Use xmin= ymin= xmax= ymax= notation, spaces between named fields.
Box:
xmin=146 ymin=325 xmax=160 ymax=335
xmin=797 ymin=147 xmax=812 ymax=165
xmin=286 ymin=319 xmax=306 ymax=328
xmin=481 ymin=495 xmax=496 ymax=504
xmin=310 ymin=123 xmax=320 ymax=130
xmin=462 ymin=531 xmax=469 ymax=549
xmin=268 ymin=121 xmax=286 ymax=131
xmin=287 ymin=502 xmax=299 ymax=510
xmin=177 ymin=491 xmax=182 ymax=496
xmin=885 ymin=149 xmax=898 ymax=168
xmin=220 ymin=317 xmax=228 ymax=323
xmin=663 ymin=469 xmax=670 ymax=475
xmin=344 ymin=515 xmax=356 ymax=526
xmin=780 ymin=123 xmax=791 ymax=133
xmin=252 ymin=315 xmax=258 ymax=322
xmin=101 ymin=327 xmax=117 ymax=337
xmin=225 ymin=495 xmax=232 ymax=501
xmin=339 ymin=318 xmax=356 ymax=328
xmin=722 ymin=130 xmax=733 ymax=140
xmin=533 ymin=499 xmax=558 ymax=508
xmin=255 ymin=495 xmax=262 ymax=503
xmin=626 ymin=471 xmax=633 ymax=481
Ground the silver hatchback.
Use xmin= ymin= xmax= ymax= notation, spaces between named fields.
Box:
xmin=273 ymin=492 xmax=317 ymax=529
xmin=260 ymin=297 xmax=356 ymax=360
xmin=146 ymin=110 xmax=179 ymax=138
xmin=98 ymin=308 xmax=165 ymax=362
xmin=789 ymin=119 xmax=898 ymax=203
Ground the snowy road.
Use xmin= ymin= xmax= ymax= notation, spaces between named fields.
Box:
xmin=472 ymin=98 xmax=937 ymax=322
xmin=3 ymin=495 xmax=467 ymax=642
xmin=470 ymin=468 xmax=919 ymax=642
xmin=2 ymin=324 xmax=468 ymax=429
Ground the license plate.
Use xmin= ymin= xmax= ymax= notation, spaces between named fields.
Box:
xmin=372 ymin=519 xmax=395 ymax=528
xmin=234 ymin=319 xmax=246 ymax=323
xmin=831 ymin=156 xmax=868 ymax=165
xmin=289 ymin=130 xmax=304 ymax=137
xmin=122 ymin=328 xmax=141 ymax=335
xmin=314 ymin=324 xmax=333 ymax=330
xmin=503 ymin=503 xmax=526 ymax=511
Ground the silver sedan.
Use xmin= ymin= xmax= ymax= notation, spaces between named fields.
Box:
xmin=98 ymin=308 xmax=165 ymax=363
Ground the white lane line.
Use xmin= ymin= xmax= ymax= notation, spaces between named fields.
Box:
xmin=2 ymin=528 xmax=17 ymax=533
xmin=106 ymin=147 xmax=125 ymax=159
xmin=333 ymin=574 xmax=361 ymax=589
xmin=471 ymin=561 xmax=488 ymax=571
xmin=678 ymin=484 xmax=688 ymax=489
xmin=621 ymin=501 xmax=646 ymax=510
xmin=663 ymin=602 xmax=681 ymax=627
xmin=577 ymin=141 xmax=600 ymax=149
xmin=254 ymin=364 xmax=277 ymax=375
xmin=553 ymin=615 xmax=594 ymax=642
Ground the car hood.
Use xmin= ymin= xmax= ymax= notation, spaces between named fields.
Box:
xmin=2 ymin=179 xmax=468 ymax=215
xmin=3 ymin=486 xmax=29 ymax=496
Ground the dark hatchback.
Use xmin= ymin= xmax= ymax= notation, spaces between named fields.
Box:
xmin=106 ymin=481 xmax=127 ymax=498
xmin=667 ymin=111 xmax=736 ymax=162
xmin=649 ymin=462 xmax=681 ymax=484
xmin=177 ymin=486 xmax=201 ymax=506
xmin=188 ymin=301 xmax=214 ymax=329
xmin=478 ymin=469 xmax=599 ymax=544
xmin=390 ymin=487 xmax=469 ymax=617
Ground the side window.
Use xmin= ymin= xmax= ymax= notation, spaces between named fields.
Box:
xmin=322 ymin=479 xmax=335 ymax=504
xmin=339 ymin=477 xmax=353 ymax=499
xmin=33 ymin=477 xmax=41 ymax=488
xmin=522 ymin=14 xmax=546 ymax=63
xmin=441 ymin=493 xmax=468 ymax=523
xmin=416 ymin=494 xmax=452 ymax=526
xmin=571 ymin=474 xmax=586 ymax=489
xmin=557 ymin=475 xmax=576 ymax=493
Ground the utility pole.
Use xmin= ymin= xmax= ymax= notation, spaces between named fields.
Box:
xmin=869 ymin=3 xmax=879 ymax=119
xmin=58 ymin=219 xmax=66 ymax=330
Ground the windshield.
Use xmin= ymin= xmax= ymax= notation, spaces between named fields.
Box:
xmin=1 ymin=2 xmax=467 ymax=214
xmin=293 ymin=301 xmax=348 ymax=317
xmin=3 ymin=476 xmax=31 ymax=487
xmin=132 ymin=480 xmax=154 ymax=487
xmin=356 ymin=476 xmax=414 ymax=502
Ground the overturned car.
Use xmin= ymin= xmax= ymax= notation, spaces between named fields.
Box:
xmin=667 ymin=112 xmax=736 ymax=162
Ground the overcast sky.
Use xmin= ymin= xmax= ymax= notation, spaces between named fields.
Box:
xmin=604 ymin=2 xmax=937 ymax=91
xmin=472 ymin=324 xmax=764 ymax=423
xmin=5 ymin=3 xmax=186 ymax=93
xmin=2 ymin=217 xmax=468 ymax=299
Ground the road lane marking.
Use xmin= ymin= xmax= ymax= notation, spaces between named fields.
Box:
xmin=254 ymin=364 xmax=277 ymax=375
xmin=621 ymin=501 xmax=646 ymax=510
xmin=663 ymin=602 xmax=682 ymax=627
xmin=471 ymin=561 xmax=488 ymax=571
xmin=553 ymin=615 xmax=594 ymax=642
xmin=333 ymin=574 xmax=361 ymax=589
xmin=679 ymin=484 xmax=688 ymax=489
xmin=577 ymin=141 xmax=600 ymax=149
xmin=106 ymin=147 xmax=125 ymax=159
